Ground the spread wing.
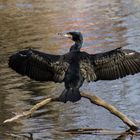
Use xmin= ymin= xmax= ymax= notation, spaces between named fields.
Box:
xmin=80 ymin=58 xmax=97 ymax=82
xmin=90 ymin=48 xmax=140 ymax=81
xmin=9 ymin=49 xmax=69 ymax=82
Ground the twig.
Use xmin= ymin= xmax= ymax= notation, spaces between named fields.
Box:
xmin=3 ymin=98 xmax=53 ymax=123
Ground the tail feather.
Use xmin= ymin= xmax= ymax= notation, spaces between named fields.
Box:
xmin=58 ymin=88 xmax=81 ymax=103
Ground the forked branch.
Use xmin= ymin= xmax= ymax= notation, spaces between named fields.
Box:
xmin=2 ymin=92 xmax=139 ymax=131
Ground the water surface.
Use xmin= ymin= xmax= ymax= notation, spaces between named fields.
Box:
xmin=0 ymin=0 xmax=140 ymax=139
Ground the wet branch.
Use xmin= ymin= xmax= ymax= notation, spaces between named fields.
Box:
xmin=2 ymin=91 xmax=139 ymax=131
xmin=80 ymin=92 xmax=138 ymax=131
xmin=3 ymin=98 xmax=52 ymax=123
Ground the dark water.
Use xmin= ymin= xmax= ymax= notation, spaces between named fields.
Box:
xmin=0 ymin=0 xmax=140 ymax=139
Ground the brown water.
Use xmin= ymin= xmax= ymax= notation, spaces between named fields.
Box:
xmin=0 ymin=0 xmax=140 ymax=139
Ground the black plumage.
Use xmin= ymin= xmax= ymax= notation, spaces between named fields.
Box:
xmin=9 ymin=32 xmax=140 ymax=103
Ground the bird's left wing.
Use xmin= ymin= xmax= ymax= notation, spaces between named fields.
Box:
xmin=9 ymin=49 xmax=69 ymax=82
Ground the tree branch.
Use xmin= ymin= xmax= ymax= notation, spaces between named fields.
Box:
xmin=2 ymin=91 xmax=139 ymax=131
xmin=3 ymin=98 xmax=53 ymax=123
xmin=80 ymin=92 xmax=138 ymax=131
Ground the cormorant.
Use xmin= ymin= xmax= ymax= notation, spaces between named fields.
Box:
xmin=9 ymin=32 xmax=140 ymax=103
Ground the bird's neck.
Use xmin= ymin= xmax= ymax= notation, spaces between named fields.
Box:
xmin=70 ymin=41 xmax=83 ymax=52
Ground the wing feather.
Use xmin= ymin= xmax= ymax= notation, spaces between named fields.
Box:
xmin=90 ymin=48 xmax=140 ymax=81
xmin=80 ymin=59 xmax=96 ymax=82
xmin=9 ymin=49 xmax=69 ymax=82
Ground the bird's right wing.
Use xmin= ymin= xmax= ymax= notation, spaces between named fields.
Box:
xmin=9 ymin=49 xmax=69 ymax=82
xmin=90 ymin=48 xmax=140 ymax=81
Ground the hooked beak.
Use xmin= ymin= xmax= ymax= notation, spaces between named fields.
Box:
xmin=58 ymin=32 xmax=72 ymax=39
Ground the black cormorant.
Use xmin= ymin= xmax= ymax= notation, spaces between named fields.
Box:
xmin=9 ymin=32 xmax=140 ymax=103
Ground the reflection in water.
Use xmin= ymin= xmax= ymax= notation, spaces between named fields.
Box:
xmin=0 ymin=0 xmax=140 ymax=139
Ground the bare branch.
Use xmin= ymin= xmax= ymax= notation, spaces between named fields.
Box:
xmin=80 ymin=92 xmax=138 ymax=131
xmin=2 ymin=91 xmax=139 ymax=131
xmin=3 ymin=98 xmax=52 ymax=124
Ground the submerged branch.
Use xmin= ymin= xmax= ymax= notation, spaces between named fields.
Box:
xmin=2 ymin=91 xmax=139 ymax=131
xmin=63 ymin=128 xmax=140 ymax=140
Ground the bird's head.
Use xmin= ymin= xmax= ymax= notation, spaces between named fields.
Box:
xmin=59 ymin=31 xmax=83 ymax=44
xmin=58 ymin=31 xmax=83 ymax=52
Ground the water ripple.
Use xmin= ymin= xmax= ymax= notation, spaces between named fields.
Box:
xmin=0 ymin=0 xmax=140 ymax=139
